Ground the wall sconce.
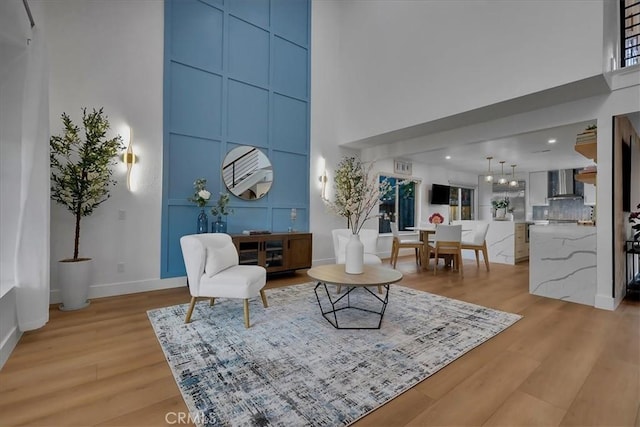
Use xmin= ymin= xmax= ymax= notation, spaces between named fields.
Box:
xmin=498 ymin=160 xmax=507 ymax=185
xmin=122 ymin=128 xmax=137 ymax=190
xmin=319 ymin=170 xmax=328 ymax=200
xmin=485 ymin=156 xmax=494 ymax=182
xmin=509 ymin=164 xmax=518 ymax=187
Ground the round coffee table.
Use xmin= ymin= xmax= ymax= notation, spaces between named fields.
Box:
xmin=307 ymin=264 xmax=403 ymax=329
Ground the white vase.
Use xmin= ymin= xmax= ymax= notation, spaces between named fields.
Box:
xmin=495 ymin=208 xmax=506 ymax=219
xmin=345 ymin=233 xmax=364 ymax=274
xmin=58 ymin=258 xmax=93 ymax=311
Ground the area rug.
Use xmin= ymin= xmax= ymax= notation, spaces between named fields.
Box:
xmin=147 ymin=282 xmax=521 ymax=427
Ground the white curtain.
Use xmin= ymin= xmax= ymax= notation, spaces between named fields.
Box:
xmin=1 ymin=0 xmax=51 ymax=331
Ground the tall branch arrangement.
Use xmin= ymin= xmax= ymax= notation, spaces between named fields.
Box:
xmin=326 ymin=156 xmax=390 ymax=234
xmin=50 ymin=108 xmax=125 ymax=260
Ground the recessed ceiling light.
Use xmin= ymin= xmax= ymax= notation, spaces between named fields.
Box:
xmin=548 ymin=138 xmax=556 ymax=144
xmin=445 ymin=155 xmax=451 ymax=160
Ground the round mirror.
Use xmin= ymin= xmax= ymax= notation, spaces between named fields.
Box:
xmin=222 ymin=146 xmax=273 ymax=200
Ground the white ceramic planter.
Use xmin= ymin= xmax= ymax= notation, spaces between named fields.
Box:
xmin=58 ymin=258 xmax=93 ymax=311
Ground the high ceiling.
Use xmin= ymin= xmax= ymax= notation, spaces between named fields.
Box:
xmin=408 ymin=120 xmax=598 ymax=176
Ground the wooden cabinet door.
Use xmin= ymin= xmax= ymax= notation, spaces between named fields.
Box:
xmin=285 ymin=234 xmax=312 ymax=270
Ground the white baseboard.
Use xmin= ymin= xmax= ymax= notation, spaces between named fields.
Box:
xmin=49 ymin=276 xmax=187 ymax=304
xmin=0 ymin=326 xmax=22 ymax=371
xmin=594 ymin=293 xmax=617 ymax=311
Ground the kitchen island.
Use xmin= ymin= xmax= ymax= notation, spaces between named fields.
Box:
xmin=529 ymin=224 xmax=597 ymax=306
xmin=457 ymin=220 xmax=529 ymax=265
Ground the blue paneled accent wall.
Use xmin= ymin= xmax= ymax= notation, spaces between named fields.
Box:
xmin=162 ymin=0 xmax=310 ymax=278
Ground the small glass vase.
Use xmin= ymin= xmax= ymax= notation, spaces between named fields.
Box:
xmin=212 ymin=216 xmax=227 ymax=233
xmin=197 ymin=209 xmax=208 ymax=234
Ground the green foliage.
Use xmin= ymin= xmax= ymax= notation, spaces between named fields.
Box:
xmin=326 ymin=156 xmax=391 ymax=234
xmin=630 ymin=203 xmax=640 ymax=241
xmin=491 ymin=198 xmax=509 ymax=209
xmin=211 ymin=192 xmax=233 ymax=217
xmin=50 ymin=108 xmax=124 ymax=259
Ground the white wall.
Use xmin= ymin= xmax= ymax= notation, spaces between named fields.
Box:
xmin=333 ymin=0 xmax=604 ymax=144
xmin=44 ymin=0 xmax=182 ymax=301
xmin=37 ymin=0 xmax=638 ymax=311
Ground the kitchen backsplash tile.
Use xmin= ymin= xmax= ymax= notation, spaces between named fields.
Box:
xmin=532 ymin=199 xmax=594 ymax=221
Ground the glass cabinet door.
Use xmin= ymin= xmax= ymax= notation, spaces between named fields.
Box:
xmin=237 ymin=241 xmax=259 ymax=266
xmin=263 ymin=239 xmax=284 ymax=268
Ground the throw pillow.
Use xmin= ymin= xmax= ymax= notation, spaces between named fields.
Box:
xmin=205 ymin=243 xmax=238 ymax=277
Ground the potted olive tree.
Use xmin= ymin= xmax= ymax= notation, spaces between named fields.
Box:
xmin=50 ymin=108 xmax=124 ymax=310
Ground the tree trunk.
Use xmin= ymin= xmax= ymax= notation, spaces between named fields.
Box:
xmin=74 ymin=203 xmax=81 ymax=260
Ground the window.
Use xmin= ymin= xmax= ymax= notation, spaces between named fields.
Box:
xmin=622 ymin=0 xmax=640 ymax=67
xmin=378 ymin=176 xmax=418 ymax=233
xmin=449 ymin=186 xmax=475 ymax=221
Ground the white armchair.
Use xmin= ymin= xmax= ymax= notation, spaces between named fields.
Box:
xmin=180 ymin=233 xmax=268 ymax=328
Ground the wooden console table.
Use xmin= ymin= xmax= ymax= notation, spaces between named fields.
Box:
xmin=231 ymin=232 xmax=312 ymax=274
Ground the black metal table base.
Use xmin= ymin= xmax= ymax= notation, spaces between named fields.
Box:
xmin=313 ymin=282 xmax=390 ymax=329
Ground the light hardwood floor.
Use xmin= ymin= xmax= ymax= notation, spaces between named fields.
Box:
xmin=1 ymin=258 xmax=638 ymax=426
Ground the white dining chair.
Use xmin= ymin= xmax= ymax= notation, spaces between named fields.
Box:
xmin=389 ymin=221 xmax=425 ymax=268
xmin=461 ymin=222 xmax=490 ymax=271
xmin=428 ymin=224 xmax=463 ymax=276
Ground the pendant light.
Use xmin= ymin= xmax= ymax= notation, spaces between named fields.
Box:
xmin=509 ymin=164 xmax=518 ymax=187
xmin=485 ymin=156 xmax=494 ymax=182
xmin=498 ymin=160 xmax=507 ymax=184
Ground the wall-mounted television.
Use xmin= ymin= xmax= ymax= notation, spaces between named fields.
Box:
xmin=431 ymin=183 xmax=451 ymax=205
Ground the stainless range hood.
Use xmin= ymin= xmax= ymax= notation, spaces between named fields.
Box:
xmin=547 ymin=169 xmax=583 ymax=200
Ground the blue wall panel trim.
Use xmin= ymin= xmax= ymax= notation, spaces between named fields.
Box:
xmin=201 ymin=0 xmax=224 ymax=8
xmin=227 ymin=80 xmax=269 ymax=146
xmin=271 ymin=0 xmax=309 ymax=47
xmin=272 ymin=207 xmax=308 ymax=233
xmin=272 ymin=37 xmax=308 ymax=100
xmin=228 ymin=0 xmax=270 ymax=28
xmin=163 ymin=0 xmax=310 ymax=279
xmin=171 ymin=0 xmax=223 ymax=73
xmin=169 ymin=62 xmax=223 ymax=139
xmin=272 ymin=94 xmax=308 ymax=154
xmin=167 ymin=134 xmax=222 ymax=200
xmin=167 ymin=205 xmax=203 ymax=276
xmin=224 ymin=206 xmax=270 ymax=234
xmin=228 ymin=16 xmax=270 ymax=87
xmin=269 ymin=151 xmax=309 ymax=205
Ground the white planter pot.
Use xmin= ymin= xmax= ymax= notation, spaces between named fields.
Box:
xmin=345 ymin=233 xmax=364 ymax=274
xmin=495 ymin=208 xmax=506 ymax=219
xmin=58 ymin=258 xmax=93 ymax=311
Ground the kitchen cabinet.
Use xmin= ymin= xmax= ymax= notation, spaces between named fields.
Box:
xmin=514 ymin=223 xmax=529 ymax=262
xmin=529 ymin=171 xmax=548 ymax=206
xmin=231 ymin=232 xmax=312 ymax=274
xmin=574 ymin=137 xmax=597 ymax=185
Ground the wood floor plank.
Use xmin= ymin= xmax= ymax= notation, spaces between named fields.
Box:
xmin=0 ymin=258 xmax=637 ymax=427
xmin=96 ymin=396 xmax=194 ymax=426
xmin=406 ymin=350 xmax=541 ymax=426
xmin=482 ymin=390 xmax=566 ymax=426
xmin=351 ymin=387 xmax=434 ymax=427
xmin=27 ymin=376 xmax=181 ymax=426
xmin=518 ymin=327 xmax=608 ymax=409
xmin=560 ymin=356 xmax=640 ymax=426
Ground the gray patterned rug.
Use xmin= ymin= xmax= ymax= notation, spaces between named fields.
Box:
xmin=147 ymin=282 xmax=521 ymax=427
